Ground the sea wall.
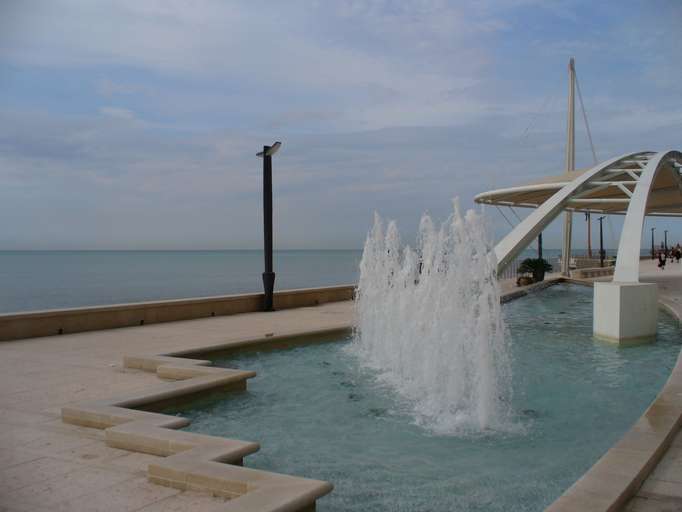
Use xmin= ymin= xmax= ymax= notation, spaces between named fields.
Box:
xmin=0 ymin=285 xmax=355 ymax=342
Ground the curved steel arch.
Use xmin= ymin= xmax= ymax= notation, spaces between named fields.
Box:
xmin=494 ymin=151 xmax=650 ymax=272
xmin=613 ymin=150 xmax=682 ymax=282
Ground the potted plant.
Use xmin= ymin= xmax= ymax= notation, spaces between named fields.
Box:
xmin=518 ymin=258 xmax=553 ymax=283
xmin=516 ymin=273 xmax=534 ymax=287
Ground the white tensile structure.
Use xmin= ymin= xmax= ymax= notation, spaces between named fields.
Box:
xmin=474 ymin=59 xmax=682 ymax=345
xmin=476 ymin=149 xmax=682 ymax=344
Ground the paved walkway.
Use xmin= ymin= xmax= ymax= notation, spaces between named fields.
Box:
xmin=625 ymin=259 xmax=682 ymax=512
xmin=0 ymin=302 xmax=351 ymax=511
xmin=0 ymin=265 xmax=680 ymax=511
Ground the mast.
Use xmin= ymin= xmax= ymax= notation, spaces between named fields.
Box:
xmin=561 ymin=57 xmax=576 ymax=276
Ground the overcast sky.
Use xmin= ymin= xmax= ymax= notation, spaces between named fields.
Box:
xmin=1 ymin=0 xmax=681 ymax=250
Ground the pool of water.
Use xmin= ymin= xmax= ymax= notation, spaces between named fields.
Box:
xmin=168 ymin=284 xmax=681 ymax=511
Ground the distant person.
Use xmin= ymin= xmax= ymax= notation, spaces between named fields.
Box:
xmin=658 ymin=250 xmax=666 ymax=269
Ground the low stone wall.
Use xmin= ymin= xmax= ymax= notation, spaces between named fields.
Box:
xmin=0 ymin=285 xmax=355 ymax=342
xmin=500 ymin=277 xmax=563 ymax=303
xmin=572 ymin=266 xmax=615 ymax=279
xmin=573 ymin=257 xmax=614 ymax=269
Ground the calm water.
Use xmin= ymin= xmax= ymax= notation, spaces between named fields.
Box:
xmin=0 ymin=250 xmax=361 ymax=313
xmin=170 ymin=285 xmax=681 ymax=512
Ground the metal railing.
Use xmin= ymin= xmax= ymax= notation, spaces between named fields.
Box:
xmin=498 ymin=255 xmax=561 ymax=281
xmin=498 ymin=257 xmax=521 ymax=281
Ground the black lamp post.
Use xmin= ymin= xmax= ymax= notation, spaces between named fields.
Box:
xmin=538 ymin=232 xmax=543 ymax=260
xmin=585 ymin=212 xmax=592 ymax=258
xmin=257 ymin=141 xmax=281 ymax=312
xmin=651 ymin=227 xmax=656 ymax=259
xmin=664 ymin=230 xmax=668 ymax=253
xmin=597 ymin=216 xmax=605 ymax=268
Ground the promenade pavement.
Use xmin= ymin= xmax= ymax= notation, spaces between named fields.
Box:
xmin=0 ymin=301 xmax=351 ymax=511
xmin=625 ymin=259 xmax=682 ymax=512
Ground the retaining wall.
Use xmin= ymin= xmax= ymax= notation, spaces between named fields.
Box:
xmin=0 ymin=285 xmax=355 ymax=342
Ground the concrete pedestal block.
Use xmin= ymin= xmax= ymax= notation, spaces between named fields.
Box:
xmin=593 ymin=282 xmax=658 ymax=346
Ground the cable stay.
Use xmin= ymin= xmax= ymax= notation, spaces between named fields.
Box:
xmin=495 ymin=205 xmax=515 ymax=229
xmin=508 ymin=206 xmax=523 ymax=224
xmin=575 ymin=71 xmax=598 ymax=165
xmin=495 ymin=205 xmax=539 ymax=251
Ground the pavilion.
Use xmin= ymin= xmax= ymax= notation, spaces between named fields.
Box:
xmin=474 ymin=59 xmax=682 ymax=344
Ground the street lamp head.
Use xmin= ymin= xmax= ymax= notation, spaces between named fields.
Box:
xmin=268 ymin=141 xmax=282 ymax=156
xmin=256 ymin=141 xmax=282 ymax=158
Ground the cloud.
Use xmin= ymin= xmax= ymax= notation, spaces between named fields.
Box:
xmin=95 ymin=78 xmax=150 ymax=98
xmin=0 ymin=0 xmax=498 ymax=130
xmin=99 ymin=106 xmax=136 ymax=120
xmin=0 ymin=0 xmax=681 ymax=250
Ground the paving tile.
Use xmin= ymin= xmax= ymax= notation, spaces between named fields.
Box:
xmin=0 ymin=456 xmax=83 ymax=493
xmin=626 ymin=495 xmax=682 ymax=511
xmin=21 ymin=431 xmax=99 ymax=457
xmin=53 ymin=439 xmax=129 ymax=466
xmin=4 ymin=465 xmax=134 ymax=509
xmin=0 ymin=408 xmax=57 ymax=428
xmin=640 ymin=478 xmax=682 ymax=499
xmin=58 ymin=476 xmax=179 ymax=512
xmin=0 ymin=447 xmax=43 ymax=470
xmin=0 ymin=425 xmax=51 ymax=447
xmin=0 ymin=503 xmax=52 ymax=512
xmin=108 ymin=452 xmax=162 ymax=474
xmin=42 ymin=419 xmax=106 ymax=440
xmin=650 ymin=459 xmax=682 ymax=484
xmin=136 ymin=490 xmax=231 ymax=512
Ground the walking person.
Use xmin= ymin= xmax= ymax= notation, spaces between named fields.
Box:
xmin=658 ymin=250 xmax=667 ymax=269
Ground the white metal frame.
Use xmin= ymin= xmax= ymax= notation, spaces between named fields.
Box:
xmin=613 ymin=150 xmax=682 ymax=282
xmin=493 ymin=151 xmax=655 ymax=272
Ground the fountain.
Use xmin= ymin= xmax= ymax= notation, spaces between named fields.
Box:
xmin=352 ymin=200 xmax=513 ymax=434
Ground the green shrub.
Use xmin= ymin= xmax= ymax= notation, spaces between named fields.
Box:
xmin=517 ymin=258 xmax=553 ymax=274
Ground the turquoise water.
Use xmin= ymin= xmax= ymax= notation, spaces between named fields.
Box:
xmin=170 ymin=285 xmax=681 ymax=511
xmin=0 ymin=250 xmax=361 ymax=313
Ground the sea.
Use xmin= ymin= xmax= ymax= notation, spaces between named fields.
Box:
xmin=0 ymin=248 xmax=644 ymax=314
xmin=0 ymin=250 xmax=362 ymax=314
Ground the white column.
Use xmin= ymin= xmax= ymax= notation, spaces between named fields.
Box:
xmin=561 ymin=58 xmax=575 ymax=276
xmin=592 ymin=150 xmax=681 ymax=344
xmin=593 ymin=282 xmax=657 ymax=345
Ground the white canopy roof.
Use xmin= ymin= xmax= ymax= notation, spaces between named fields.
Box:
xmin=474 ymin=156 xmax=682 ymax=217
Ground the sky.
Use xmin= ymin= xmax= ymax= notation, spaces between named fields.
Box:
xmin=0 ymin=0 xmax=681 ymax=250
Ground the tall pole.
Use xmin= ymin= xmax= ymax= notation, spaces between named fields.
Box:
xmin=538 ymin=232 xmax=543 ymax=260
xmin=651 ymin=227 xmax=656 ymax=259
xmin=262 ymin=146 xmax=275 ymax=312
xmin=598 ymin=216 xmax=605 ymax=268
xmin=561 ymin=57 xmax=576 ymax=276
xmin=586 ymin=212 xmax=592 ymax=258
xmin=664 ymin=230 xmax=668 ymax=253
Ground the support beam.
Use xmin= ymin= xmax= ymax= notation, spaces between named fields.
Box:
xmin=561 ymin=213 xmax=572 ymax=276
xmin=593 ymin=150 xmax=682 ymax=344
xmin=613 ymin=150 xmax=681 ymax=282
xmin=493 ymin=152 xmax=643 ymax=272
